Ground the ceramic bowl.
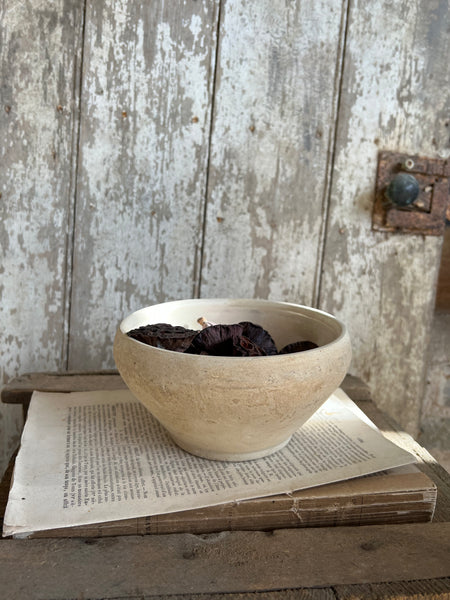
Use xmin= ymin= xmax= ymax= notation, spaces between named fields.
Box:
xmin=113 ymin=298 xmax=351 ymax=461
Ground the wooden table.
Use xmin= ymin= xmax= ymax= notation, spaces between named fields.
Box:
xmin=1 ymin=372 xmax=450 ymax=600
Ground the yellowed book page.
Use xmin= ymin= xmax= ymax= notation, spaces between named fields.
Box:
xmin=3 ymin=388 xmax=416 ymax=537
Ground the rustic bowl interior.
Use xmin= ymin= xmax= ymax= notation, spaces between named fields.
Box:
xmin=120 ymin=299 xmax=342 ymax=351
xmin=114 ymin=298 xmax=352 ymax=462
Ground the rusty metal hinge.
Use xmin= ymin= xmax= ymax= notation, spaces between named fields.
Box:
xmin=372 ymin=151 xmax=450 ymax=235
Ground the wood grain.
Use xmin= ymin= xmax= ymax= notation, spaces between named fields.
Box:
xmin=68 ymin=0 xmax=220 ymax=370
xmin=357 ymin=398 xmax=450 ymax=523
xmin=435 ymin=227 xmax=450 ymax=311
xmin=334 ymin=578 xmax=450 ymax=600
xmin=199 ymin=0 xmax=346 ymax=303
xmin=0 ymin=0 xmax=84 ymax=476
xmin=134 ymin=593 xmax=337 ymax=600
xmin=1 ymin=0 xmax=448 ymax=491
xmin=2 ymin=373 xmax=449 ymax=598
xmin=0 ymin=371 xmax=368 ymax=405
xmin=318 ymin=0 xmax=450 ymax=436
xmin=0 ymin=524 xmax=449 ymax=597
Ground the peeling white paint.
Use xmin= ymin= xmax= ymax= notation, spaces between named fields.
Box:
xmin=68 ymin=0 xmax=219 ymax=369
xmin=200 ymin=0 xmax=344 ymax=303
xmin=0 ymin=0 xmax=84 ymax=475
xmin=1 ymin=0 xmax=447 ymax=477
xmin=319 ymin=0 xmax=449 ymax=435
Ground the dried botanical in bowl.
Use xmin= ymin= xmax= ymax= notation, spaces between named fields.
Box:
xmin=126 ymin=320 xmax=317 ymax=357
xmin=114 ymin=298 xmax=351 ymax=461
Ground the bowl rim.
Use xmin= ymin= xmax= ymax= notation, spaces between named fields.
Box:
xmin=117 ymin=299 xmax=350 ymax=360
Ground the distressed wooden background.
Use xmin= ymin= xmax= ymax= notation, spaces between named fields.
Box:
xmin=1 ymin=0 xmax=449 ymax=476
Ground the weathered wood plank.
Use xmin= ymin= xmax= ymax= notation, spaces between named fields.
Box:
xmin=199 ymin=0 xmax=346 ymax=303
xmin=318 ymin=0 xmax=450 ymax=436
xmin=0 ymin=0 xmax=84 ymax=476
xmin=0 ymin=371 xmax=365 ymax=405
xmin=143 ymin=593 xmax=336 ymax=600
xmin=68 ymin=0 xmax=220 ymax=370
xmin=1 ymin=371 xmax=125 ymax=405
xmin=1 ymin=524 xmax=449 ymax=598
xmin=419 ymin=310 xmax=450 ymax=467
xmin=357 ymin=398 xmax=450 ymax=523
xmin=435 ymin=227 xmax=450 ymax=311
xmin=146 ymin=593 xmax=336 ymax=600
xmin=334 ymin=578 xmax=450 ymax=600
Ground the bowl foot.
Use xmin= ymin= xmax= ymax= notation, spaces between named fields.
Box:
xmin=169 ymin=435 xmax=292 ymax=462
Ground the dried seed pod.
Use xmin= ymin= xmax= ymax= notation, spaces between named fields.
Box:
xmin=232 ymin=335 xmax=267 ymax=357
xmin=185 ymin=324 xmax=244 ymax=356
xmin=185 ymin=321 xmax=278 ymax=357
xmin=127 ymin=323 xmax=197 ymax=352
xmin=127 ymin=319 xmax=319 ymax=357
xmin=238 ymin=321 xmax=278 ymax=356
xmin=279 ymin=340 xmax=318 ymax=354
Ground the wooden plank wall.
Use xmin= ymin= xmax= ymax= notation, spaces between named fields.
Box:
xmin=199 ymin=0 xmax=345 ymax=303
xmin=318 ymin=0 xmax=449 ymax=434
xmin=0 ymin=0 xmax=85 ymax=472
xmin=68 ymin=0 xmax=219 ymax=369
xmin=1 ymin=0 xmax=448 ymax=476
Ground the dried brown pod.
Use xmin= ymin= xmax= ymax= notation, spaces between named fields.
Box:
xmin=126 ymin=323 xmax=197 ymax=352
xmin=238 ymin=321 xmax=278 ymax=356
xmin=279 ymin=340 xmax=318 ymax=354
xmin=127 ymin=319 xmax=318 ymax=357
xmin=185 ymin=321 xmax=278 ymax=357
xmin=185 ymin=324 xmax=244 ymax=356
xmin=232 ymin=335 xmax=267 ymax=356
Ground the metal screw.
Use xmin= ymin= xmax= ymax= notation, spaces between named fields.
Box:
xmin=403 ymin=158 xmax=415 ymax=171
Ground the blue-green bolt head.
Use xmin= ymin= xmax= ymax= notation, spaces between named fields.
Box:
xmin=385 ymin=173 xmax=420 ymax=207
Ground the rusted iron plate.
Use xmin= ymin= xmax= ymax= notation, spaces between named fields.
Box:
xmin=373 ymin=151 xmax=449 ymax=235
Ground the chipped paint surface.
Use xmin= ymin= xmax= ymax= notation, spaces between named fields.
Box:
xmin=68 ymin=0 xmax=219 ymax=370
xmin=1 ymin=0 xmax=448 ymax=475
xmin=0 ymin=0 xmax=84 ymax=474
xmin=318 ymin=0 xmax=449 ymax=435
xmin=200 ymin=0 xmax=345 ymax=303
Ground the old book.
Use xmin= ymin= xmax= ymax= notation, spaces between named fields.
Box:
xmin=2 ymin=388 xmax=436 ymax=538
xmin=22 ymin=465 xmax=436 ymax=538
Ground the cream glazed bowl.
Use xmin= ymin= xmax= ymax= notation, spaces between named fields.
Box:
xmin=113 ymin=298 xmax=352 ymax=461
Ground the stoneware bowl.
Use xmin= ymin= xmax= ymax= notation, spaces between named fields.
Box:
xmin=113 ymin=298 xmax=352 ymax=461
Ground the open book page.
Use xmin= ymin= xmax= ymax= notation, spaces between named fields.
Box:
xmin=3 ymin=388 xmax=416 ymax=537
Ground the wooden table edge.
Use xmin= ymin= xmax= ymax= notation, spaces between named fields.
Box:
xmin=1 ymin=372 xmax=449 ymax=598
